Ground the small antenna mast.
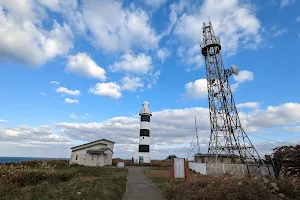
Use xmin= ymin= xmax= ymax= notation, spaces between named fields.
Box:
xmin=195 ymin=116 xmax=200 ymax=154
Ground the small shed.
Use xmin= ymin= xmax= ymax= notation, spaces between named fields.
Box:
xmin=69 ymin=139 xmax=114 ymax=167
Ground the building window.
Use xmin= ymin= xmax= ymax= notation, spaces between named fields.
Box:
xmin=140 ymin=129 xmax=150 ymax=137
xmin=141 ymin=115 xmax=150 ymax=122
xmin=139 ymin=145 xmax=149 ymax=152
xmin=143 ymin=137 xmax=144 ymax=139
xmin=75 ymin=155 xmax=78 ymax=160
xmin=92 ymin=156 xmax=94 ymax=161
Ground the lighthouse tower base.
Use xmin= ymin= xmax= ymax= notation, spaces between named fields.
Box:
xmin=134 ymin=153 xmax=151 ymax=163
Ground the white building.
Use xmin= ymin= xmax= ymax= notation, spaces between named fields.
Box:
xmin=136 ymin=101 xmax=152 ymax=163
xmin=69 ymin=139 xmax=114 ymax=167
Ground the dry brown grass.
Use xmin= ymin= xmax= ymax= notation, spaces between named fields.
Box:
xmin=145 ymin=167 xmax=300 ymax=200
xmin=146 ymin=168 xmax=170 ymax=179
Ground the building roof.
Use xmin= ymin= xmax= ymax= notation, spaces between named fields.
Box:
xmin=71 ymin=139 xmax=115 ymax=150
xmin=86 ymin=147 xmax=113 ymax=154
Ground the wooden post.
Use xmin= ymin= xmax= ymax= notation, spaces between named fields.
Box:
xmin=170 ymin=167 xmax=174 ymax=191
xmin=185 ymin=167 xmax=190 ymax=182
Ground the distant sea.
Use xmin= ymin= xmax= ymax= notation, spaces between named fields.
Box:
xmin=0 ymin=157 xmax=68 ymax=164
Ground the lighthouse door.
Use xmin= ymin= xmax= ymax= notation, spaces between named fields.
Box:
xmin=139 ymin=156 xmax=144 ymax=163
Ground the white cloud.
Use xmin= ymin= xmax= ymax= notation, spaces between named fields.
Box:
xmin=89 ymin=82 xmax=121 ymax=99
xmin=37 ymin=0 xmax=78 ymax=12
xmin=172 ymin=0 xmax=261 ymax=69
xmin=1 ymin=0 xmax=42 ymax=23
xmin=49 ymin=81 xmax=60 ymax=85
xmin=230 ymin=70 xmax=254 ymax=91
xmin=85 ymin=114 xmax=91 ymax=117
xmin=65 ymin=98 xmax=79 ymax=104
xmin=236 ymin=102 xmax=260 ymax=109
xmin=0 ymin=124 xmax=72 ymax=157
xmin=2 ymin=102 xmax=300 ymax=158
xmin=69 ymin=113 xmax=77 ymax=119
xmin=179 ymin=44 xmax=204 ymax=71
xmin=120 ymin=77 xmax=144 ymax=91
xmin=280 ymin=0 xmax=295 ymax=8
xmin=233 ymin=70 xmax=254 ymax=83
xmin=0 ymin=119 xmax=8 ymax=123
xmin=146 ymin=70 xmax=161 ymax=89
xmin=273 ymin=29 xmax=287 ymax=37
xmin=55 ymin=102 xmax=300 ymax=158
xmin=66 ymin=52 xmax=106 ymax=81
xmin=183 ymin=71 xmax=253 ymax=98
xmin=157 ymin=48 xmax=171 ymax=62
xmin=231 ymin=83 xmax=239 ymax=92
xmin=244 ymin=103 xmax=300 ymax=128
xmin=40 ymin=92 xmax=47 ymax=96
xmin=0 ymin=125 xmax=71 ymax=143
xmin=56 ymin=107 xmax=210 ymax=146
xmin=81 ymin=0 xmax=159 ymax=52
xmin=143 ymin=0 xmax=167 ymax=8
xmin=110 ymin=53 xmax=153 ymax=75
xmin=284 ymin=126 xmax=300 ymax=132
xmin=0 ymin=4 xmax=73 ymax=65
xmin=296 ymin=17 xmax=300 ymax=22
xmin=56 ymin=87 xmax=80 ymax=96
xmin=183 ymin=78 xmax=207 ymax=99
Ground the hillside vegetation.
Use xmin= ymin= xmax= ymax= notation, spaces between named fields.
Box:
xmin=145 ymin=167 xmax=300 ymax=200
xmin=0 ymin=160 xmax=127 ymax=200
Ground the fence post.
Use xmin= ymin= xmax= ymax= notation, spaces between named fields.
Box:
xmin=170 ymin=167 xmax=174 ymax=191
xmin=185 ymin=167 xmax=190 ymax=182
xmin=246 ymin=164 xmax=250 ymax=178
xmin=267 ymin=165 xmax=271 ymax=176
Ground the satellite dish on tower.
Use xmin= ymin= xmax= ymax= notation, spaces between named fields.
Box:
xmin=231 ymin=64 xmax=239 ymax=76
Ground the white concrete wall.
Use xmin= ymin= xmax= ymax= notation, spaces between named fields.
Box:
xmin=206 ymin=164 xmax=274 ymax=177
xmin=140 ymin=122 xmax=150 ymax=130
xmin=105 ymin=151 xmax=113 ymax=166
xmin=136 ymin=152 xmax=150 ymax=163
xmin=188 ymin=162 xmax=207 ymax=175
xmin=139 ymin=136 xmax=150 ymax=145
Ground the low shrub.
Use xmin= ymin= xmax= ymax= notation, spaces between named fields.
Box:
xmin=166 ymin=178 xmax=277 ymax=200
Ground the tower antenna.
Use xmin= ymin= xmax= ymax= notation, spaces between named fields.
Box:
xmin=200 ymin=21 xmax=264 ymax=167
xmin=195 ymin=116 xmax=200 ymax=154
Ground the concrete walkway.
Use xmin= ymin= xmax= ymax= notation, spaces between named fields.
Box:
xmin=123 ymin=166 xmax=166 ymax=200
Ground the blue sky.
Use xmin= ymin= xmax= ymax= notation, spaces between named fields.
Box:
xmin=0 ymin=0 xmax=300 ymax=159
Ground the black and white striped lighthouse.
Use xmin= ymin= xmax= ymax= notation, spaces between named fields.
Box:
xmin=138 ymin=101 xmax=152 ymax=163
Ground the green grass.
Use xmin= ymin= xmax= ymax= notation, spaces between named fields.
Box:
xmin=0 ymin=160 xmax=127 ymax=200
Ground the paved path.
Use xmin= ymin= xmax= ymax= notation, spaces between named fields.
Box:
xmin=123 ymin=166 xmax=166 ymax=200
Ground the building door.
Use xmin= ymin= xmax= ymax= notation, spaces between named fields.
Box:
xmin=96 ymin=155 xmax=101 ymax=167
xmin=104 ymin=155 xmax=107 ymax=166
xmin=139 ymin=156 xmax=144 ymax=163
